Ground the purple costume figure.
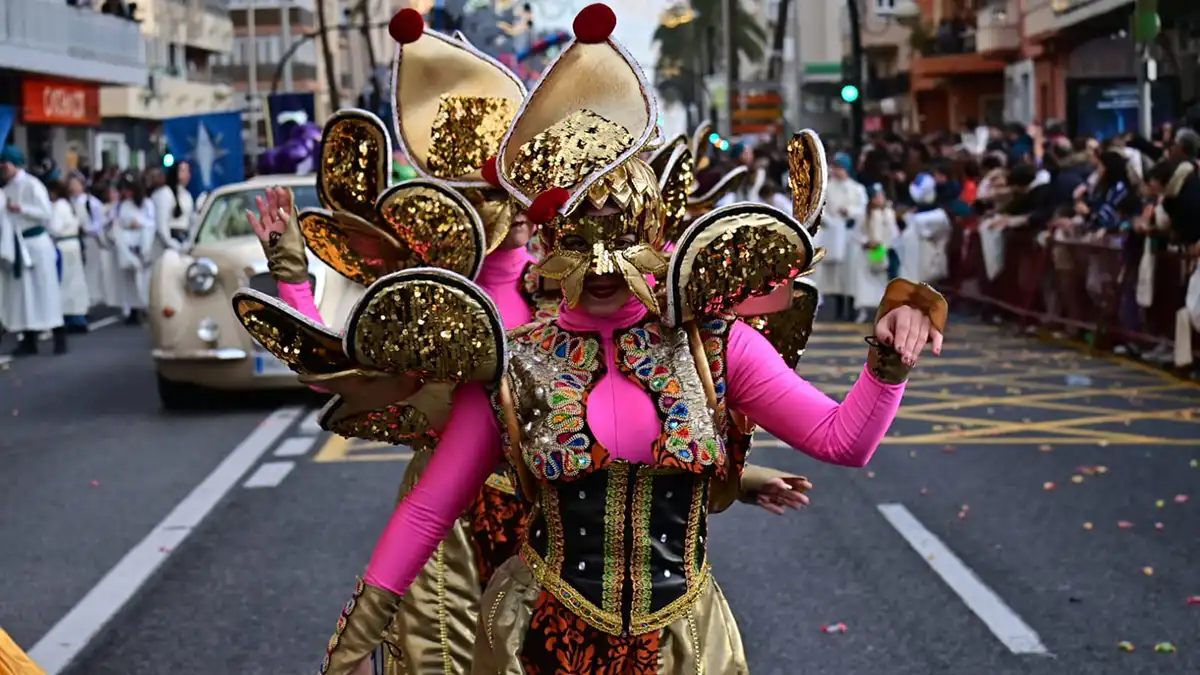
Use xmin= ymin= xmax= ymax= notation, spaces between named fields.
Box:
xmin=257 ymin=123 xmax=322 ymax=175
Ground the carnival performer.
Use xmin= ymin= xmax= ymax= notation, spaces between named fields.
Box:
xmin=0 ymin=145 xmax=66 ymax=356
xmin=47 ymin=179 xmax=89 ymax=335
xmin=233 ymin=7 xmax=946 ymax=674
xmin=240 ymin=17 xmax=811 ymax=673
xmin=115 ymin=175 xmax=155 ymax=325
xmin=151 ymin=160 xmax=193 ymax=260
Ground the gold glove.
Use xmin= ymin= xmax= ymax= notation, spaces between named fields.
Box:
xmin=264 ymin=197 xmax=310 ymax=285
xmin=319 ymin=578 xmax=402 ymax=675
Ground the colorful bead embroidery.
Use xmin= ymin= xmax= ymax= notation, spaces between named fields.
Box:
xmin=319 ymin=577 xmax=367 ymax=673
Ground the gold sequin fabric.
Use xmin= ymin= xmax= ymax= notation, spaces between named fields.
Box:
xmin=300 ymin=210 xmax=416 ymax=287
xmin=427 ymin=94 xmax=517 ymax=180
xmin=465 ymin=189 xmax=518 ymax=253
xmin=669 ymin=208 xmax=812 ymax=323
xmin=318 ymin=113 xmax=390 ymax=223
xmin=377 ymin=184 xmax=486 ymax=278
xmin=232 ymin=291 xmax=351 ymax=375
xmin=742 ymin=284 xmax=819 ymax=370
xmin=787 ymin=130 xmax=827 ymax=232
xmin=323 ymin=399 xmax=437 ymax=446
xmin=509 ymin=110 xmax=635 ymax=197
xmin=658 ymin=148 xmax=695 ymax=245
xmin=348 ymin=276 xmax=502 ymax=384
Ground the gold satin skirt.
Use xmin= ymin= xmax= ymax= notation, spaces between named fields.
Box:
xmin=472 ymin=556 xmax=748 ymax=675
xmin=381 ymin=449 xmax=531 ymax=675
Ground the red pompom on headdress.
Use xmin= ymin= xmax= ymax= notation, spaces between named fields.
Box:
xmin=481 ymin=156 xmax=501 ymax=187
xmin=573 ymin=3 xmax=617 ymax=44
xmin=526 ymin=188 xmax=570 ymax=224
xmin=389 ymin=8 xmax=425 ymax=44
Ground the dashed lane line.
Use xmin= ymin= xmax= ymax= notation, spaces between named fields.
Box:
xmin=877 ymin=503 xmax=1050 ymax=656
xmin=28 ymin=406 xmax=305 ymax=674
xmin=242 ymin=461 xmax=297 ymax=488
xmin=274 ymin=436 xmax=318 ymax=458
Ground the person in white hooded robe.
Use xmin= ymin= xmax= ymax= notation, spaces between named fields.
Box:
xmin=150 ymin=160 xmax=193 ymax=262
xmin=814 ymin=152 xmax=868 ymax=321
xmin=848 ymin=183 xmax=898 ymax=322
xmin=69 ymin=174 xmax=119 ymax=309
xmin=114 ymin=176 xmax=156 ymax=324
xmin=47 ymin=179 xmax=90 ymax=333
xmin=0 ymin=145 xmax=66 ymax=355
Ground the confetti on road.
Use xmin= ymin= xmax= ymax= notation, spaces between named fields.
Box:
xmin=919 ymin=488 xmax=929 ymax=496
xmin=1118 ymin=521 xmax=1134 ymax=529
xmin=1071 ymin=475 xmax=1084 ymax=484
xmin=1191 ymin=459 xmax=1198 ymax=469
xmin=821 ymin=623 xmax=848 ymax=634
xmin=1083 ymin=522 xmax=1093 ymax=530
xmin=1186 ymin=596 xmax=1200 ymax=605
xmin=1154 ymin=642 xmax=1177 ymax=654
xmin=1117 ymin=641 xmax=1136 ymax=652
xmin=909 ymin=451 xmax=917 ymax=458
xmin=1098 ymin=440 xmax=1110 ymax=447
xmin=1174 ymin=494 xmax=1189 ymax=504
xmin=865 ymin=471 xmax=875 ymax=478
xmin=1143 ymin=567 xmax=1154 ymax=577
xmin=1156 ymin=499 xmax=1166 ymax=508
xmin=89 ymin=481 xmax=99 ymax=488
xmin=1043 ymin=481 xmax=1057 ymax=491
xmin=942 ymin=445 xmax=957 ymax=453
xmin=957 ymin=505 xmax=969 ymax=519
xmin=1155 ymin=522 xmax=1165 ymax=530
xmin=1038 ymin=444 xmax=1053 ymax=453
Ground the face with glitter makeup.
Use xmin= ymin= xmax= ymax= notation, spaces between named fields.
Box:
xmin=556 ymin=205 xmax=637 ymax=316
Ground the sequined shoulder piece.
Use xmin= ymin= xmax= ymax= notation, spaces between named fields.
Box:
xmin=664 ymin=203 xmax=816 ymax=327
xmin=787 ymin=129 xmax=828 ymax=234
xmin=657 ymin=143 xmax=694 ymax=246
xmin=233 ymin=289 xmax=351 ymax=374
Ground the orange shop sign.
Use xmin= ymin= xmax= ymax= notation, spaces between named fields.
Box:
xmin=21 ymin=78 xmax=100 ymax=126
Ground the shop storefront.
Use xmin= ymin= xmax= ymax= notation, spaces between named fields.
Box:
xmin=19 ymin=76 xmax=101 ymax=175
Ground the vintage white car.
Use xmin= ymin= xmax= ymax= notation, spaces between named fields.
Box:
xmin=148 ymin=174 xmax=361 ymax=409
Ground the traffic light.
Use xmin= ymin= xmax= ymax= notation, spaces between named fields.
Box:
xmin=840 ymin=84 xmax=860 ymax=103
xmin=163 ymin=153 xmax=175 ymax=168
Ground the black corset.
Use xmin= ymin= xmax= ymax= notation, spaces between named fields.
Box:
xmin=522 ymin=462 xmax=711 ymax=636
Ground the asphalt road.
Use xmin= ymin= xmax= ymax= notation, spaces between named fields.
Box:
xmin=1 ymin=317 xmax=1197 ymax=675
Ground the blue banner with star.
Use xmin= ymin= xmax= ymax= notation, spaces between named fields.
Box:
xmin=163 ymin=111 xmax=245 ymax=198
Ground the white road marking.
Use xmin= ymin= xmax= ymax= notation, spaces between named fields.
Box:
xmin=87 ymin=315 xmax=121 ymax=331
xmin=299 ymin=409 xmax=321 ymax=435
xmin=273 ymin=436 xmax=317 ymax=458
xmin=877 ymin=503 xmax=1049 ymax=655
xmin=28 ymin=406 xmax=305 ymax=674
xmin=242 ymin=461 xmax=296 ymax=488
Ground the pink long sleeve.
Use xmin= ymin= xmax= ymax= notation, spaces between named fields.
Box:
xmin=364 ymin=383 xmax=503 ymax=595
xmin=726 ymin=321 xmax=903 ymax=467
xmin=278 ymin=280 xmax=323 ymax=324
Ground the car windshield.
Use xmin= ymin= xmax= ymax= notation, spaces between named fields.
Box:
xmin=194 ymin=185 xmax=319 ymax=244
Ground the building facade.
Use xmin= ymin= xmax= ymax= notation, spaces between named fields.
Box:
xmin=99 ymin=0 xmax=236 ymax=171
xmin=0 ymin=0 xmax=149 ymax=174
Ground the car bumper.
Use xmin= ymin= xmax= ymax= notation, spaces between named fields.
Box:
xmin=153 ymin=348 xmax=303 ymax=391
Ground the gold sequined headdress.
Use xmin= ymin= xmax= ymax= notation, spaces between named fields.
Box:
xmin=493 ymin=3 xmax=667 ymax=310
xmin=388 ymin=8 xmax=527 ymax=188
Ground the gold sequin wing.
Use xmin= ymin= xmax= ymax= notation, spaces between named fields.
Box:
xmin=741 ymin=277 xmax=820 ymax=370
xmin=344 ymin=268 xmax=507 ymax=387
xmin=787 ymin=130 xmax=828 ymax=235
xmin=232 ymin=289 xmax=352 ymax=375
xmin=317 ymin=109 xmax=392 ymax=221
xmin=690 ymin=120 xmax=713 ymax=164
xmin=299 ymin=208 xmax=415 ymax=286
xmin=374 ymin=180 xmax=487 ymax=279
xmin=647 ymin=133 xmax=687 ymax=177
xmin=317 ymin=394 xmax=438 ymax=446
xmin=664 ymin=203 xmax=815 ymax=326
xmin=686 ymin=165 xmax=749 ymax=218
xmin=657 ymin=143 xmax=695 ymax=246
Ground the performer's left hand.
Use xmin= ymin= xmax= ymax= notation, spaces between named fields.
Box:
xmin=754 ymin=476 xmax=812 ymax=515
xmin=876 ymin=305 xmax=943 ymax=367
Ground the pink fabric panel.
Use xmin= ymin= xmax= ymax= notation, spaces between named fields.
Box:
xmin=277 ymin=281 xmax=323 ymax=324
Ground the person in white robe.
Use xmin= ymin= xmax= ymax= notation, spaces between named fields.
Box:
xmin=115 ymin=176 xmax=156 ymax=324
xmin=96 ymin=184 xmax=124 ymax=309
xmin=898 ymin=173 xmax=954 ymax=285
xmin=69 ymin=174 xmax=116 ymax=309
xmin=0 ymin=145 xmax=67 ymax=355
xmin=814 ymin=152 xmax=868 ymax=321
xmin=47 ymin=180 xmax=90 ymax=332
xmin=150 ymin=160 xmax=194 ymax=262
xmin=848 ymin=183 xmax=898 ymax=322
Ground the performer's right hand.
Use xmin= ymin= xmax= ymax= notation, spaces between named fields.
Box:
xmin=246 ymin=186 xmax=310 ymax=285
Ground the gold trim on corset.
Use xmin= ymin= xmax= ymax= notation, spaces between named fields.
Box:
xmin=602 ymin=474 xmax=627 ymax=612
xmin=543 ymin=487 xmax=564 ymax=569
xmin=629 ymin=471 xmax=654 ymax=616
xmin=521 ymin=542 xmax=623 ymax=634
xmin=685 ymin=479 xmax=704 ymax=583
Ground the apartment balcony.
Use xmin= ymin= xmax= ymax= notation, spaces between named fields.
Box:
xmin=187 ymin=6 xmax=235 ymax=54
xmin=976 ymin=0 xmax=1020 ymax=55
xmin=910 ymin=14 xmax=1008 ymax=80
xmin=1024 ymin=0 xmax=1134 ymax=39
xmin=100 ymin=73 xmax=237 ymax=121
xmin=0 ymin=0 xmax=147 ymax=86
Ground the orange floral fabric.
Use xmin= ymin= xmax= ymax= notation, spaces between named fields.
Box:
xmin=519 ymin=591 xmax=660 ymax=675
xmin=465 ymin=484 xmax=530 ymax=589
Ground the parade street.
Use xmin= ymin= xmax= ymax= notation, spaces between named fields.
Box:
xmin=1 ymin=318 xmax=1197 ymax=675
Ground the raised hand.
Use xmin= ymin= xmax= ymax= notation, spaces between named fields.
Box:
xmin=875 ymin=305 xmax=944 ymax=368
xmin=246 ymin=185 xmax=294 ymax=248
xmin=245 ymin=186 xmax=309 ymax=284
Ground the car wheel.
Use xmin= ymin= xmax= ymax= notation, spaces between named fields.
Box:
xmin=156 ymin=372 xmax=210 ymax=410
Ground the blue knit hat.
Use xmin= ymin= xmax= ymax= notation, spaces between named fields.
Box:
xmin=0 ymin=144 xmax=26 ymax=166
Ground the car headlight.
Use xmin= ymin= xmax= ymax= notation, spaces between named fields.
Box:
xmin=185 ymin=258 xmax=219 ymax=295
xmin=197 ymin=317 xmax=220 ymax=343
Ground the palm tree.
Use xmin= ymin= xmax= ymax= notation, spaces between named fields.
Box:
xmin=652 ymin=0 xmax=767 ymax=113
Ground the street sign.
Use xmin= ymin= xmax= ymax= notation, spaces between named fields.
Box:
xmin=732 ymin=91 xmax=783 ymax=136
